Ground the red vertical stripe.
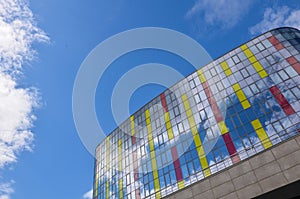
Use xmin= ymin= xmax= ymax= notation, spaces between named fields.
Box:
xmin=203 ymin=82 xmax=224 ymax=122
xmin=160 ymin=93 xmax=168 ymax=112
xmin=222 ymin=133 xmax=237 ymax=155
xmin=135 ymin=189 xmax=141 ymax=199
xmin=268 ymin=36 xmax=284 ymax=50
xmin=222 ymin=133 xmax=239 ymax=163
xmin=202 ymin=82 xmax=240 ymax=162
xmin=292 ymin=63 xmax=300 ymax=74
xmin=131 ymin=136 xmax=136 ymax=145
xmin=161 ymin=93 xmax=184 ymax=183
xmin=269 ymin=86 xmax=295 ymax=116
xmin=286 ymin=56 xmax=300 ymax=74
xmin=268 ymin=35 xmax=300 ymax=75
xmin=267 ymin=35 xmax=297 ymax=116
xmin=132 ymin=151 xmax=140 ymax=199
xmin=171 ymin=146 xmax=179 ymax=160
xmin=172 ymin=147 xmax=183 ymax=181
xmin=133 ymin=151 xmax=139 ymax=180
xmin=287 ymin=56 xmax=298 ymax=65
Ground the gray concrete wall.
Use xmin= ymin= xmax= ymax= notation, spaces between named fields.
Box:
xmin=164 ymin=135 xmax=300 ymax=199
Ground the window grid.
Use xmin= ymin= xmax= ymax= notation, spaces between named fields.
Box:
xmin=93 ymin=28 xmax=300 ymax=199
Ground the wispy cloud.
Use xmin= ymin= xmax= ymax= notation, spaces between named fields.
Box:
xmin=0 ymin=0 xmax=48 ymax=198
xmin=83 ymin=189 xmax=93 ymax=199
xmin=0 ymin=181 xmax=14 ymax=199
xmin=186 ymin=0 xmax=253 ymax=30
xmin=250 ymin=6 xmax=300 ymax=35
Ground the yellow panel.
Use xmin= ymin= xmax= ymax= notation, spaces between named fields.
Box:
xmin=152 ymin=158 xmax=157 ymax=171
xmin=153 ymin=169 xmax=158 ymax=179
xmin=249 ymin=56 xmax=257 ymax=64
xmin=118 ymin=139 xmax=122 ymax=170
xmin=257 ymin=128 xmax=272 ymax=149
xmin=221 ymin=61 xmax=232 ymax=76
xmin=150 ymin=151 xmax=156 ymax=159
xmin=106 ymin=137 xmax=110 ymax=199
xmin=259 ymin=70 xmax=269 ymax=78
xmin=233 ymin=83 xmax=251 ymax=110
xmin=164 ymin=112 xmax=174 ymax=140
xmin=178 ymin=180 xmax=185 ymax=190
xmin=94 ymin=173 xmax=99 ymax=196
xmin=236 ymin=90 xmax=247 ymax=101
xmin=188 ymin=116 xmax=197 ymax=131
xmin=194 ymin=134 xmax=202 ymax=147
xmin=218 ymin=121 xmax=229 ymax=135
xmin=225 ymin=69 xmax=232 ymax=76
xmin=241 ymin=44 xmax=269 ymax=79
xmin=154 ymin=175 xmax=161 ymax=198
xmin=196 ymin=144 xmax=205 ymax=157
xmin=165 ymin=113 xmax=172 ymax=129
xmin=240 ymin=44 xmax=248 ymax=50
xmin=253 ymin=62 xmax=263 ymax=72
xmin=147 ymin=124 xmax=152 ymax=139
xmin=145 ymin=109 xmax=161 ymax=198
xmin=190 ymin=126 xmax=198 ymax=136
xmin=187 ymin=110 xmax=193 ymax=118
xmin=130 ymin=115 xmax=135 ymax=136
xmin=232 ymin=83 xmax=241 ymax=91
xmin=145 ymin=109 xmax=150 ymax=118
xmin=241 ymin=100 xmax=251 ymax=109
xmin=200 ymin=156 xmax=210 ymax=177
xmin=153 ymin=170 xmax=161 ymax=199
xmin=251 ymin=119 xmax=272 ymax=149
xmin=251 ymin=119 xmax=262 ymax=130
xmin=119 ymin=179 xmax=123 ymax=198
xmin=244 ymin=49 xmax=253 ymax=57
xmin=203 ymin=169 xmax=211 ymax=177
xmin=106 ymin=138 xmax=110 ymax=170
xmin=182 ymin=94 xmax=211 ymax=177
xmin=118 ymin=139 xmax=123 ymax=199
xmin=106 ymin=181 xmax=109 ymax=199
xmin=182 ymin=93 xmax=188 ymax=101
xmin=197 ymin=68 xmax=206 ymax=83
xmin=221 ymin=61 xmax=230 ymax=70
xmin=155 ymin=191 xmax=161 ymax=199
xmin=149 ymin=141 xmax=154 ymax=151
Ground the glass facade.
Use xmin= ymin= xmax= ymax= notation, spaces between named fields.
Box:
xmin=93 ymin=27 xmax=300 ymax=199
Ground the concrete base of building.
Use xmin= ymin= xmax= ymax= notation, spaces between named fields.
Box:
xmin=164 ymin=135 xmax=300 ymax=199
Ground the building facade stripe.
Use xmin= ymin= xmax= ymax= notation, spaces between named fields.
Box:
xmin=130 ymin=116 xmax=141 ymax=199
xmin=118 ymin=139 xmax=123 ymax=198
xmin=93 ymin=28 xmax=300 ymax=199
xmin=182 ymin=94 xmax=211 ymax=177
xmin=106 ymin=137 xmax=110 ymax=199
xmin=145 ymin=109 xmax=161 ymax=198
xmin=267 ymin=35 xmax=284 ymax=50
xmin=251 ymin=119 xmax=272 ymax=149
xmin=199 ymin=71 xmax=240 ymax=163
xmin=269 ymin=85 xmax=296 ymax=116
xmin=240 ymin=44 xmax=269 ymax=78
xmin=160 ymin=93 xmax=185 ymax=189
xmin=220 ymin=60 xmax=273 ymax=150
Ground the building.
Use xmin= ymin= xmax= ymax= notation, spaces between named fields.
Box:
xmin=93 ymin=27 xmax=300 ymax=199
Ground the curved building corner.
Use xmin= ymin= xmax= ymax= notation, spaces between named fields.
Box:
xmin=93 ymin=27 xmax=300 ymax=199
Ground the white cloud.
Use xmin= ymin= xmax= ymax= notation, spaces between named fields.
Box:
xmin=250 ymin=6 xmax=300 ymax=35
xmin=0 ymin=181 xmax=14 ymax=199
xmin=186 ymin=0 xmax=253 ymax=29
xmin=0 ymin=0 xmax=48 ymax=198
xmin=83 ymin=189 xmax=93 ymax=199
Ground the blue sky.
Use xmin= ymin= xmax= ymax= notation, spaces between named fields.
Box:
xmin=0 ymin=0 xmax=299 ymax=199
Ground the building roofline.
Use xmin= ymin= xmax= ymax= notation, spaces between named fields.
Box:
xmin=95 ymin=26 xmax=300 ymax=152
